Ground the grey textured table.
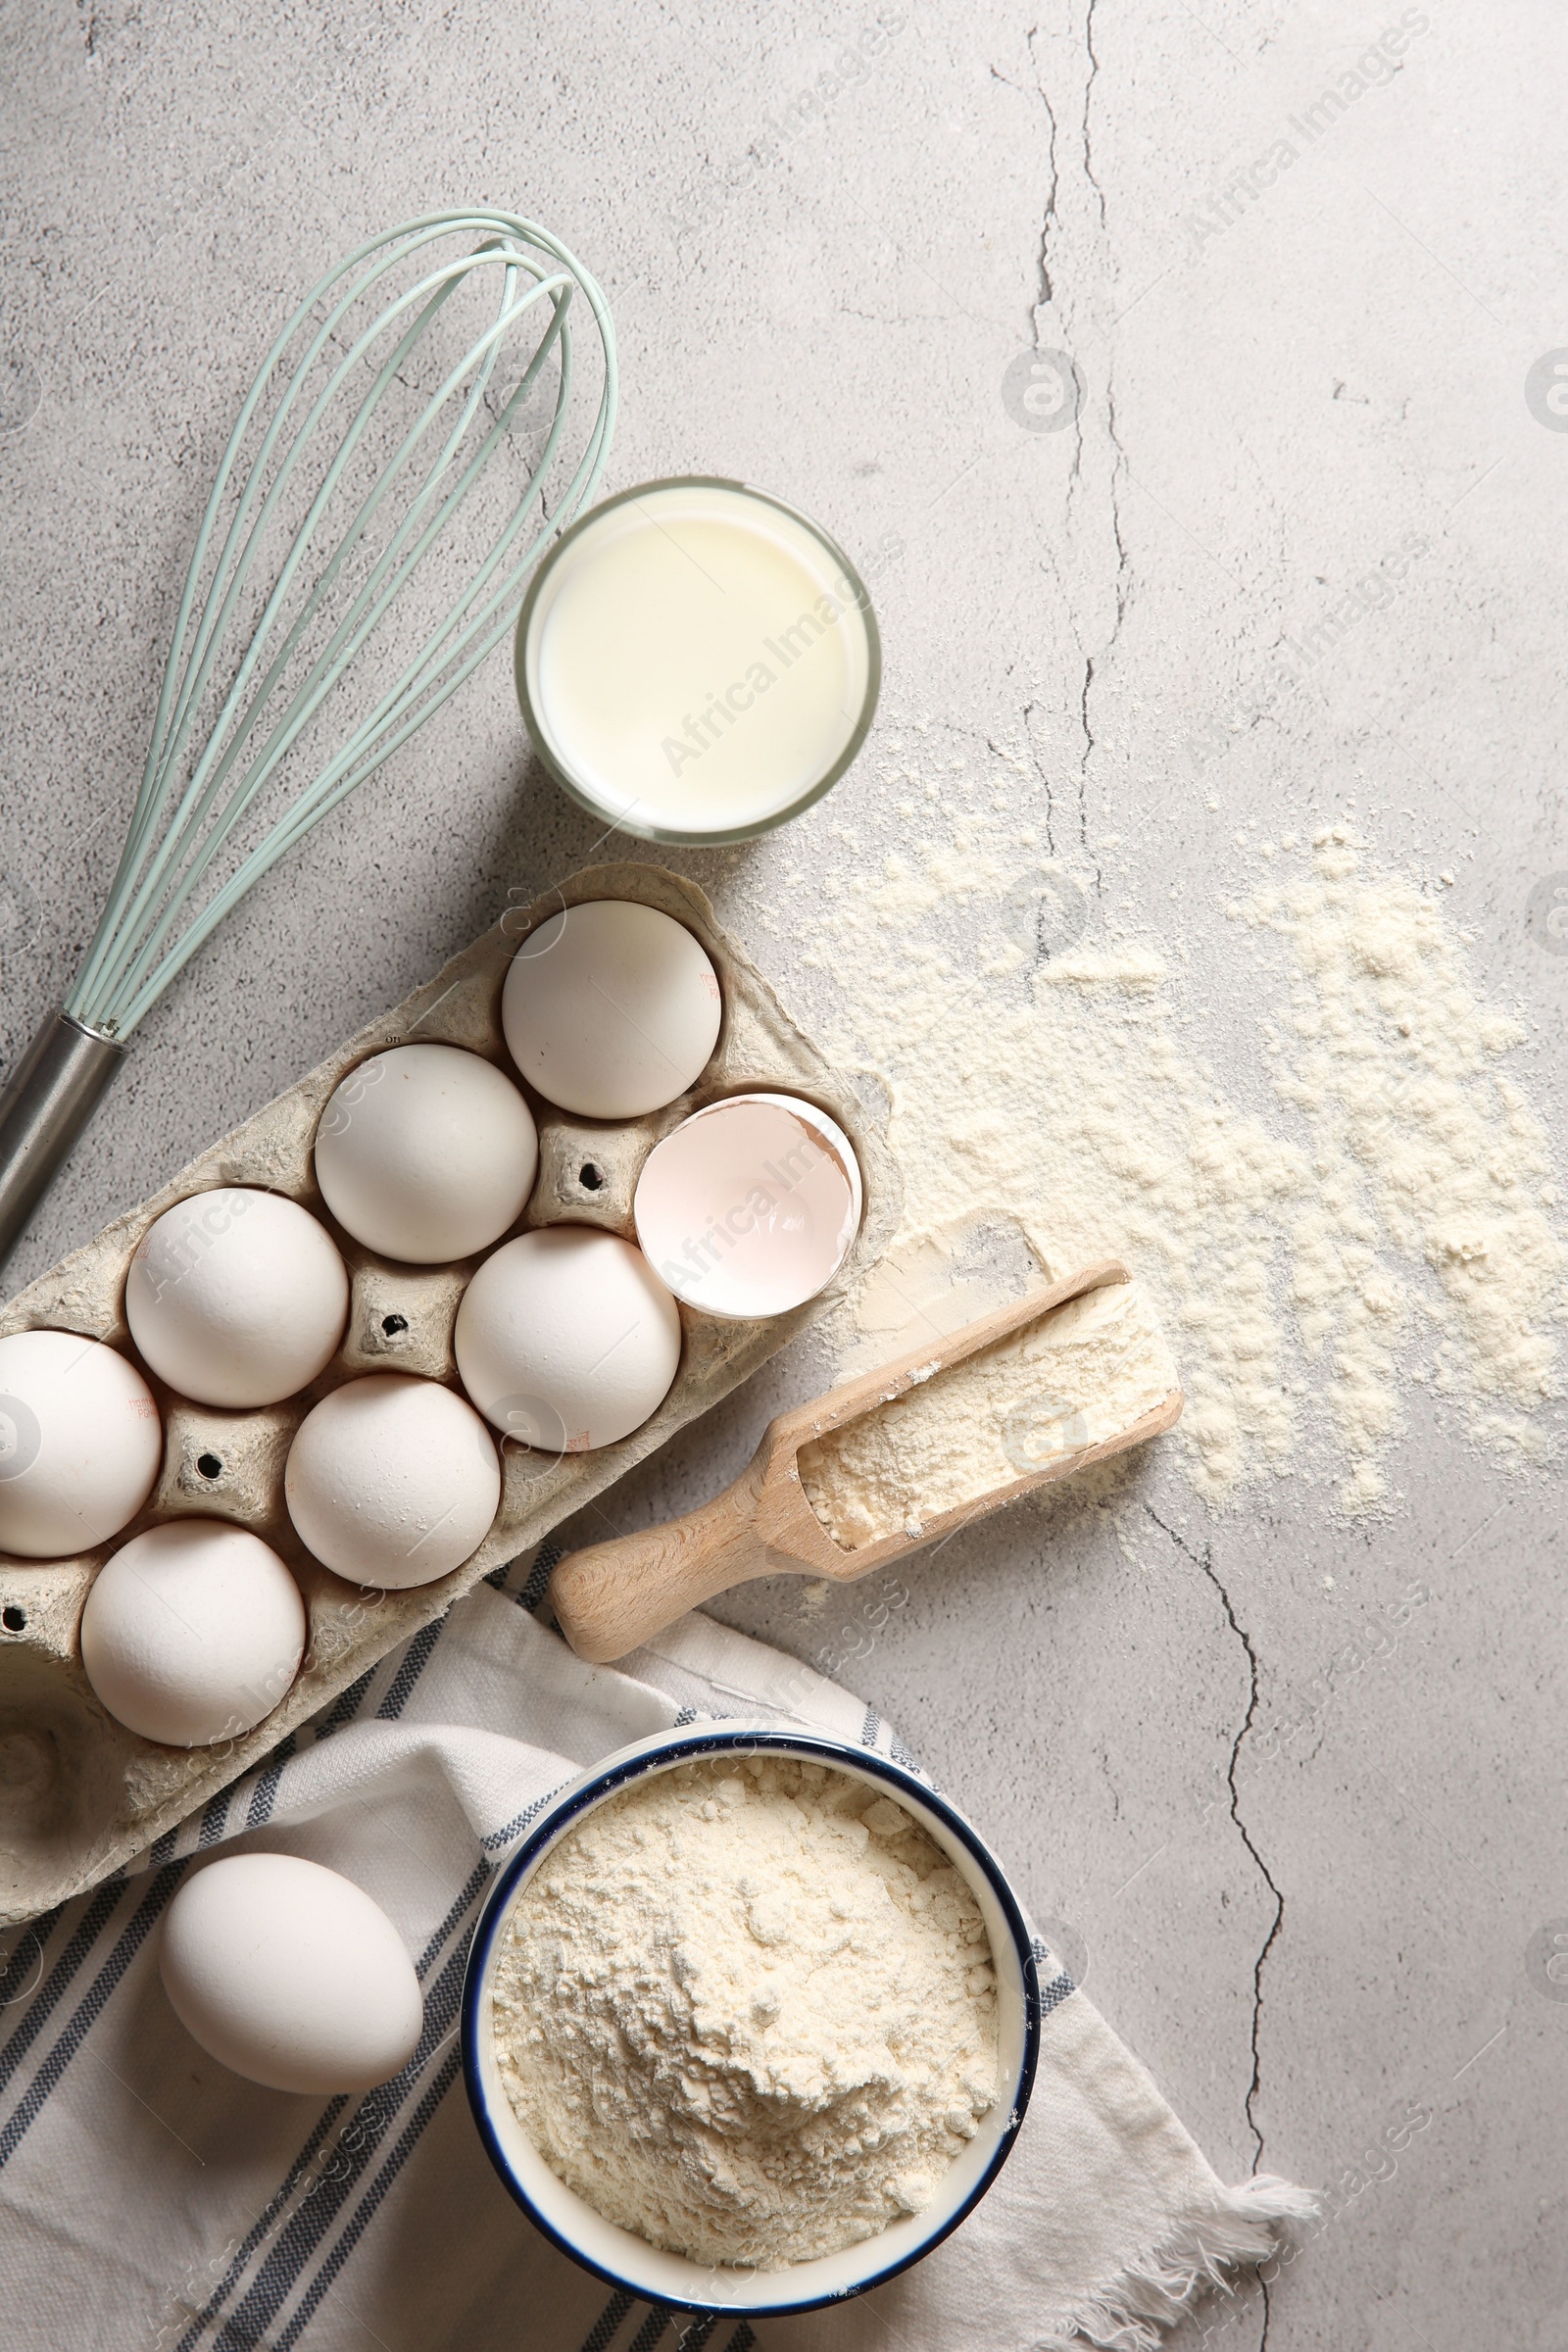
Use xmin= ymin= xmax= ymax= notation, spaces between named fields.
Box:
xmin=4 ymin=5 xmax=1566 ymax=2347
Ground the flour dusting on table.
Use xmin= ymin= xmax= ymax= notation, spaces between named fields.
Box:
xmin=800 ymin=822 xmax=1565 ymax=1510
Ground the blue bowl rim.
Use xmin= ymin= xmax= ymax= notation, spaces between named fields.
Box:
xmin=460 ymin=1723 xmax=1043 ymax=2317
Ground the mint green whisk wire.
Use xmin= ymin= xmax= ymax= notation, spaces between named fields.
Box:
xmin=67 ymin=208 xmax=616 ymax=1039
xmin=0 ymin=208 xmax=614 ymax=1274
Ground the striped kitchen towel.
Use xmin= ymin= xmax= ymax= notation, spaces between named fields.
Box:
xmin=0 ymin=1548 xmax=1309 ymax=2351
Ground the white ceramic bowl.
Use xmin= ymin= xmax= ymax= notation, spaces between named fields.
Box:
xmin=462 ymin=1721 xmax=1042 ymax=2317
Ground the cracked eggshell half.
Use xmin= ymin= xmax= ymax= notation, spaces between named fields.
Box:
xmin=634 ymin=1092 xmax=862 ymax=1320
xmin=0 ymin=1330 xmax=163 ymax=1560
xmin=501 ymin=899 xmax=722 ymax=1119
xmin=454 ymin=1227 xmax=682 ymax=1452
xmin=160 ymin=1853 xmax=423 ymax=2093
xmin=284 ymin=1373 xmax=502 ymax=1590
xmin=314 ymin=1043 xmax=538 ymax=1264
xmin=125 ymin=1189 xmax=349 ymax=1408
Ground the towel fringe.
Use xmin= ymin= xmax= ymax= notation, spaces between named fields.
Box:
xmin=1027 ymin=2175 xmax=1320 ymax=2351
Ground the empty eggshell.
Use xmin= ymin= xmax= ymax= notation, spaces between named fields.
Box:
xmin=125 ymin=1188 xmax=349 ymax=1408
xmin=0 ymin=1329 xmax=163 ymax=1560
xmin=454 ymin=1227 xmax=681 ymax=1451
xmin=633 ymin=1092 xmax=862 ymax=1319
xmin=80 ymin=1519 xmax=306 ymax=1746
xmin=284 ymin=1373 xmax=501 ymax=1589
xmin=501 ymin=899 xmax=722 ymax=1118
xmin=314 ymin=1044 xmax=538 ymax=1263
xmin=160 ymin=1852 xmax=423 ymax=2093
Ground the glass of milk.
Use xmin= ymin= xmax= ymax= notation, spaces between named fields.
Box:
xmin=514 ymin=477 xmax=881 ymax=843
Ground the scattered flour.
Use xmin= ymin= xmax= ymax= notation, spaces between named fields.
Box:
xmin=800 ymin=1277 xmax=1179 ymax=1548
xmin=1237 ymin=844 xmax=1563 ymax=1504
xmin=492 ymin=1756 xmax=999 ymax=2270
xmin=801 ymin=825 xmax=1565 ymax=1510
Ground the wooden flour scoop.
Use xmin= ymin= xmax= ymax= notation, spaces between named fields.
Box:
xmin=550 ymin=1257 xmax=1184 ymax=1663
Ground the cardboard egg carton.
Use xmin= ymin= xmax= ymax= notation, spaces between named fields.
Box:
xmin=0 ymin=864 xmax=899 ymax=1926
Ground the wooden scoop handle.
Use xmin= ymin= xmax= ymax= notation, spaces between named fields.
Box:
xmin=551 ymin=1256 xmax=1161 ymax=1665
xmin=550 ymin=1459 xmax=776 ymax=1664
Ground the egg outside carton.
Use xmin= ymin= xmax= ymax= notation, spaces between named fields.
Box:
xmin=0 ymin=863 xmax=901 ymax=1928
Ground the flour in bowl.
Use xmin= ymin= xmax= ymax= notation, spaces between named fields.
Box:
xmin=491 ymin=1755 xmax=1001 ymax=2269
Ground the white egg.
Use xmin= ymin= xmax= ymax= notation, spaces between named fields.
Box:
xmin=633 ymin=1091 xmax=862 ymax=1320
xmin=160 ymin=1852 xmax=422 ymax=2093
xmin=80 ymin=1519 xmax=306 ymax=1746
xmin=284 ymin=1373 xmax=501 ymax=1589
xmin=314 ymin=1044 xmax=538 ymax=1263
xmin=454 ymin=1227 xmax=681 ymax=1451
xmin=0 ymin=1330 xmax=163 ymax=1560
xmin=125 ymin=1188 xmax=349 ymax=1407
xmin=501 ymin=899 xmax=722 ymax=1118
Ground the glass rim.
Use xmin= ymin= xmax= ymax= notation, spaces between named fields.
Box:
xmin=513 ymin=474 xmax=883 ymax=847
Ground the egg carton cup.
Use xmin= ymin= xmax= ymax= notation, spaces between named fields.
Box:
xmin=0 ymin=864 xmax=900 ymax=1927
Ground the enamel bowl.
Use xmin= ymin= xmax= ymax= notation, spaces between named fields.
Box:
xmin=461 ymin=1720 xmax=1042 ymax=2317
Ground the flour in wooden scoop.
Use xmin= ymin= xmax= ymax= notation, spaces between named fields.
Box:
xmin=491 ymin=1755 xmax=999 ymax=2269
xmin=799 ymin=1277 xmax=1178 ymax=1549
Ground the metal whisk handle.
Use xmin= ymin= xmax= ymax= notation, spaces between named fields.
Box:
xmin=0 ymin=1014 xmax=125 ymax=1278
